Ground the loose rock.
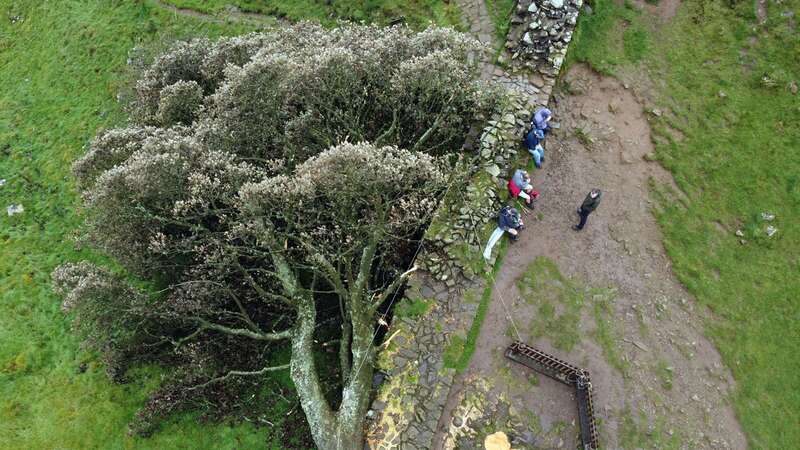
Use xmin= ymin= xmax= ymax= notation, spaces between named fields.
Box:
xmin=6 ymin=204 xmax=24 ymax=216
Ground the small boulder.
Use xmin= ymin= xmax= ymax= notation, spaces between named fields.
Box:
xmin=6 ymin=204 xmax=24 ymax=216
xmin=522 ymin=32 xmax=533 ymax=45
xmin=484 ymin=164 xmax=501 ymax=177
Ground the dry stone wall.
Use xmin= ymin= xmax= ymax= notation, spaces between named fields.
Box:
xmin=505 ymin=0 xmax=582 ymax=77
xmin=366 ymin=1 xmax=581 ymax=448
xmin=366 ymin=91 xmax=532 ymax=450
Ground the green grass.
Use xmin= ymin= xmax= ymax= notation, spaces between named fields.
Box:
xmin=656 ymin=360 xmax=674 ymax=390
xmin=485 ymin=0 xmax=516 ymax=43
xmin=394 ymin=297 xmax=433 ymax=318
xmin=165 ymin=0 xmax=464 ymax=30
xmin=622 ymin=24 xmax=648 ymax=62
xmin=0 ymin=1 xmax=312 ymax=448
xmin=619 ymin=407 xmax=681 ymax=450
xmin=573 ymin=126 xmax=595 ymax=148
xmin=567 ymin=0 xmax=646 ymax=73
xmin=443 ymin=334 xmax=466 ymax=368
xmin=447 ymin=237 xmax=509 ymax=372
xmin=569 ymin=0 xmax=800 ymax=447
xmin=591 ymin=288 xmax=628 ymax=375
xmin=517 ymin=257 xmax=585 ymax=351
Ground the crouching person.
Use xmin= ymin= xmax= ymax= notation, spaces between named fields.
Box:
xmin=483 ymin=206 xmax=524 ymax=260
xmin=532 ymin=107 xmax=553 ymax=135
xmin=508 ymin=169 xmax=539 ymax=208
xmin=524 ymin=128 xmax=546 ymax=168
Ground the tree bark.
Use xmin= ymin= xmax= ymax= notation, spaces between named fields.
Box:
xmin=290 ymin=295 xmax=340 ymax=449
xmin=274 ymin=233 xmax=379 ymax=449
xmin=334 ymin=305 xmax=375 ymax=450
xmin=290 ymin=293 xmax=372 ymax=450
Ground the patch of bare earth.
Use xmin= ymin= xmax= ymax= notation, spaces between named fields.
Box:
xmin=434 ymin=64 xmax=746 ymax=449
xmin=151 ymin=0 xmax=281 ymax=25
xmin=755 ymin=0 xmax=768 ymax=24
xmin=633 ymin=0 xmax=682 ymax=22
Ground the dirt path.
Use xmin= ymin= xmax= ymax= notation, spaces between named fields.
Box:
xmin=453 ymin=0 xmax=500 ymax=80
xmin=436 ymin=64 xmax=747 ymax=449
xmin=151 ymin=0 xmax=281 ymax=25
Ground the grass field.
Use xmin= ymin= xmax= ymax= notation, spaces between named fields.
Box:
xmin=570 ymin=0 xmax=800 ymax=447
xmin=0 ymin=2 xmax=290 ymax=449
xmin=3 ymin=0 xmax=799 ymax=447
xmin=165 ymin=0 xmax=464 ymax=29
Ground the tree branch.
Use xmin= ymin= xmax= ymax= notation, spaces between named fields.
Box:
xmin=173 ymin=326 xmax=206 ymax=350
xmin=197 ymin=318 xmax=291 ymax=342
xmin=188 ymin=364 xmax=290 ymax=391
xmin=351 ymin=233 xmax=378 ymax=314
xmin=301 ymin=241 xmax=349 ymax=303
xmin=374 ymin=109 xmax=398 ymax=147
xmin=412 ymin=93 xmax=456 ymax=152
xmin=340 ymin=314 xmax=352 ymax=384
xmin=234 ymin=259 xmax=294 ymax=306
xmin=372 ymin=265 xmax=418 ymax=310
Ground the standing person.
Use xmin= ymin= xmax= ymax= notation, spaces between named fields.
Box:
xmin=573 ymin=189 xmax=602 ymax=231
xmin=524 ymin=128 xmax=546 ymax=168
xmin=532 ymin=107 xmax=553 ymax=134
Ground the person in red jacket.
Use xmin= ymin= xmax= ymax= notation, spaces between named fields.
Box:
xmin=507 ymin=169 xmax=539 ymax=208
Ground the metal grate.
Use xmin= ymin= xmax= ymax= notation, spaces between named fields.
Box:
xmin=505 ymin=341 xmax=600 ymax=449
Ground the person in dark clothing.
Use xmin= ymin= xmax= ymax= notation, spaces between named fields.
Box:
xmin=524 ymin=128 xmax=546 ymax=168
xmin=573 ymin=189 xmax=601 ymax=231
xmin=498 ymin=205 xmax=524 ymax=240
xmin=483 ymin=206 xmax=525 ymax=259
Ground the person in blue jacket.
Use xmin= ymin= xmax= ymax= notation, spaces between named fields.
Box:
xmin=524 ymin=128 xmax=546 ymax=168
xmin=483 ymin=206 xmax=525 ymax=260
xmin=498 ymin=205 xmax=524 ymax=240
xmin=532 ymin=107 xmax=553 ymax=134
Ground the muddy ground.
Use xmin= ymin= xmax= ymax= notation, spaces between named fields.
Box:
xmin=433 ymin=64 xmax=746 ymax=449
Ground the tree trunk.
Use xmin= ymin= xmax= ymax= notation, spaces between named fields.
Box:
xmin=290 ymin=293 xmax=375 ymax=449
xmin=334 ymin=305 xmax=374 ymax=449
xmin=286 ymin=238 xmax=380 ymax=450
xmin=290 ymin=295 xmax=339 ymax=449
xmin=328 ymin=419 xmax=367 ymax=450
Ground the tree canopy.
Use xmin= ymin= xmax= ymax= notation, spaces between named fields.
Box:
xmin=53 ymin=23 xmax=499 ymax=448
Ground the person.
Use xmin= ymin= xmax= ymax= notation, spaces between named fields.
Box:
xmin=483 ymin=206 xmax=524 ymax=260
xmin=508 ymin=169 xmax=539 ymax=207
xmin=498 ymin=205 xmax=524 ymax=239
xmin=532 ymin=107 xmax=553 ymax=134
xmin=573 ymin=189 xmax=602 ymax=231
xmin=524 ymin=128 xmax=546 ymax=168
